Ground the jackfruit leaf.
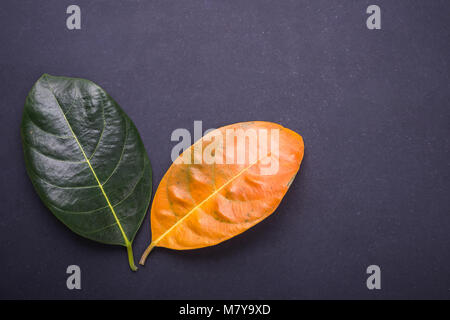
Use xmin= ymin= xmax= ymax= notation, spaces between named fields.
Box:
xmin=21 ymin=74 xmax=152 ymax=271
xmin=140 ymin=121 xmax=303 ymax=264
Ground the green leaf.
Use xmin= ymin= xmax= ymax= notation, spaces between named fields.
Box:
xmin=21 ymin=74 xmax=152 ymax=271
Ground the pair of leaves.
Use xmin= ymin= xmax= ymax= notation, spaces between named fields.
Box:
xmin=22 ymin=75 xmax=304 ymax=271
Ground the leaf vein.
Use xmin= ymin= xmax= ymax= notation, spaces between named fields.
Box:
xmin=49 ymin=202 xmax=109 ymax=215
xmin=101 ymin=119 xmax=129 ymax=186
xmin=32 ymin=170 xmax=98 ymax=190
xmin=112 ymin=157 xmax=147 ymax=208
xmin=88 ymin=107 xmax=106 ymax=160
xmin=24 ymin=111 xmax=71 ymax=139
xmin=24 ymin=139 xmax=86 ymax=164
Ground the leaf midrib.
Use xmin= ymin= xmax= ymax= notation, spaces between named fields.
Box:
xmin=44 ymin=76 xmax=131 ymax=246
xmin=152 ymin=153 xmax=271 ymax=247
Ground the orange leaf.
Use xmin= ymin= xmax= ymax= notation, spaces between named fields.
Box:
xmin=140 ymin=121 xmax=304 ymax=264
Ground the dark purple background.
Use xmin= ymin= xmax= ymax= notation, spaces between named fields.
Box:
xmin=0 ymin=0 xmax=449 ymax=299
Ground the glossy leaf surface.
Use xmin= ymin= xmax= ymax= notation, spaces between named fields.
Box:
xmin=140 ymin=121 xmax=303 ymax=264
xmin=21 ymin=74 xmax=152 ymax=270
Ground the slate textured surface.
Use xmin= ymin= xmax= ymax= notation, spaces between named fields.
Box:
xmin=0 ymin=0 xmax=449 ymax=299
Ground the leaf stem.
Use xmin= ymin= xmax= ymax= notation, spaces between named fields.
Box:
xmin=139 ymin=242 xmax=155 ymax=265
xmin=126 ymin=242 xmax=138 ymax=271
